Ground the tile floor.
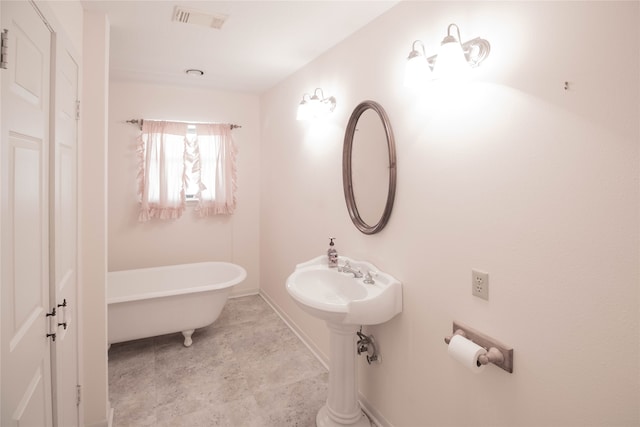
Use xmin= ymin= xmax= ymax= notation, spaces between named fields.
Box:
xmin=108 ymin=295 xmax=329 ymax=426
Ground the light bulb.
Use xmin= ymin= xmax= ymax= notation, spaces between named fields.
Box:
xmin=296 ymin=100 xmax=311 ymax=121
xmin=404 ymin=41 xmax=430 ymax=88
xmin=432 ymin=27 xmax=470 ymax=80
xmin=405 ymin=54 xmax=430 ymax=88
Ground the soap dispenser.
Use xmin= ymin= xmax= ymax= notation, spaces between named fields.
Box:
xmin=327 ymin=237 xmax=338 ymax=268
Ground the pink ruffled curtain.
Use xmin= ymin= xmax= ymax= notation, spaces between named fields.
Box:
xmin=137 ymin=121 xmax=189 ymax=221
xmin=137 ymin=120 xmax=237 ymax=221
xmin=193 ymin=124 xmax=237 ymax=216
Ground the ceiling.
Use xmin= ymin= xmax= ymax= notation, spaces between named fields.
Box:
xmin=81 ymin=1 xmax=399 ymax=94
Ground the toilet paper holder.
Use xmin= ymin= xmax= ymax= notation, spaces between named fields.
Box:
xmin=444 ymin=321 xmax=514 ymax=373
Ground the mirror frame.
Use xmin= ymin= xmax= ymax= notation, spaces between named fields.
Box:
xmin=342 ymin=100 xmax=397 ymax=235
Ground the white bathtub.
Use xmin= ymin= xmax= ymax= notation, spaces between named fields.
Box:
xmin=107 ymin=262 xmax=247 ymax=347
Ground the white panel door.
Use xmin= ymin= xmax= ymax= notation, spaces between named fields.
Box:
xmin=1 ymin=1 xmax=53 ymax=426
xmin=51 ymin=43 xmax=80 ymax=427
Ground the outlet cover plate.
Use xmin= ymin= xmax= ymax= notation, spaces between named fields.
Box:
xmin=472 ymin=269 xmax=489 ymax=300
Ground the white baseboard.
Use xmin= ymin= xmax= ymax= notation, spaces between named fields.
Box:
xmin=229 ymin=288 xmax=259 ymax=298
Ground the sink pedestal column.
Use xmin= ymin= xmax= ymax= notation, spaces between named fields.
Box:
xmin=316 ymin=322 xmax=371 ymax=427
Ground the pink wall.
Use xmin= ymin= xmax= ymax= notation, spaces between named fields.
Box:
xmin=108 ymin=81 xmax=260 ymax=296
xmin=260 ymin=2 xmax=639 ymax=426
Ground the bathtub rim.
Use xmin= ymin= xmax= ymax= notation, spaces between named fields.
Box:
xmin=107 ymin=261 xmax=247 ymax=304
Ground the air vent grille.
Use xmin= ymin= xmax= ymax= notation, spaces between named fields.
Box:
xmin=172 ymin=6 xmax=228 ymax=30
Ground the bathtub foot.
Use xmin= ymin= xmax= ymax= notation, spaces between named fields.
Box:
xmin=182 ymin=330 xmax=195 ymax=347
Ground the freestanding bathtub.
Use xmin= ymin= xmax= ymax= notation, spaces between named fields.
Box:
xmin=107 ymin=262 xmax=247 ymax=347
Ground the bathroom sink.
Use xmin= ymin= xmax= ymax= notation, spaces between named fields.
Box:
xmin=287 ymin=255 xmax=402 ymax=426
xmin=286 ymin=255 xmax=402 ymax=325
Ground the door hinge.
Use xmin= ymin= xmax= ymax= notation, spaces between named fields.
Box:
xmin=75 ymin=100 xmax=80 ymax=120
xmin=76 ymin=385 xmax=82 ymax=406
xmin=1 ymin=29 xmax=9 ymax=69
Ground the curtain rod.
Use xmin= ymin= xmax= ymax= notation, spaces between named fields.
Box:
xmin=125 ymin=119 xmax=242 ymax=130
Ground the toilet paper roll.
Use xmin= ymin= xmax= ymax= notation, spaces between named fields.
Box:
xmin=447 ymin=334 xmax=487 ymax=373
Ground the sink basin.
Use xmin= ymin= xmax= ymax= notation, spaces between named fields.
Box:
xmin=286 ymin=255 xmax=402 ymax=325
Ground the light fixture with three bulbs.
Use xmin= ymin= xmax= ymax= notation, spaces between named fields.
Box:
xmin=404 ymin=23 xmax=491 ymax=88
xmin=296 ymin=88 xmax=337 ymax=121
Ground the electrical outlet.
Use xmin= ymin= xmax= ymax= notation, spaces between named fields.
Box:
xmin=472 ymin=269 xmax=489 ymax=300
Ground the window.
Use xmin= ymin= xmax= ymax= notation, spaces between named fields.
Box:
xmin=137 ymin=120 xmax=237 ymax=221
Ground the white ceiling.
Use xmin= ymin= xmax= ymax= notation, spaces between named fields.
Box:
xmin=81 ymin=1 xmax=399 ymax=94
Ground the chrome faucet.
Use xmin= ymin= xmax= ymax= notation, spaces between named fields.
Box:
xmin=338 ymin=261 xmax=363 ymax=278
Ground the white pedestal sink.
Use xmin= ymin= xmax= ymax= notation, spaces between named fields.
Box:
xmin=286 ymin=256 xmax=402 ymax=427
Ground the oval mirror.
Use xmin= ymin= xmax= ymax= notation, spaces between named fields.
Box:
xmin=343 ymin=100 xmax=397 ymax=234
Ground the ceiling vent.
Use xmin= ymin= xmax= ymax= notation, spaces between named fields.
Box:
xmin=172 ymin=6 xmax=228 ymax=30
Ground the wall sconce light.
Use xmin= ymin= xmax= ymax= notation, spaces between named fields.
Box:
xmin=296 ymin=88 xmax=336 ymax=120
xmin=404 ymin=23 xmax=490 ymax=87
